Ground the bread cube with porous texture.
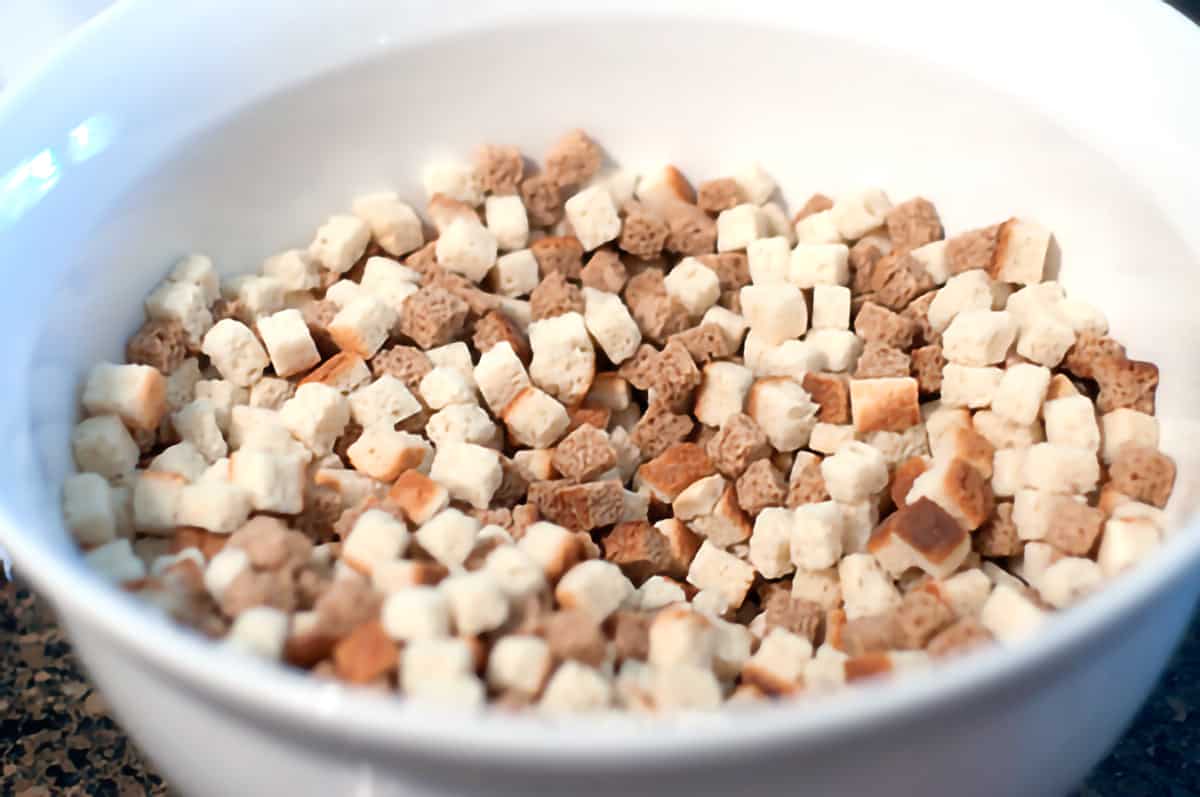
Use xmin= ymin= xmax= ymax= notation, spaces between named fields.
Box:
xmin=415 ymin=508 xmax=481 ymax=570
xmin=694 ymin=362 xmax=755 ymax=428
xmin=582 ymin=287 xmax=642 ymax=364
xmin=419 ymin=367 xmax=475 ymax=410
xmin=348 ymin=425 xmax=431 ymax=482
xmin=202 ymin=320 xmax=270 ymax=388
xmin=1017 ymin=316 xmax=1076 ymax=368
xmin=664 ymin=257 xmax=721 ymax=317
xmin=441 ymin=571 xmax=510 ymax=635
xmin=687 ymin=541 xmax=756 ymax=609
xmin=309 ymin=214 xmax=370 ymax=274
xmin=491 ymin=249 xmax=540 ymax=298
xmin=352 ymin=192 xmax=424 ymax=256
xmin=564 ymin=185 xmax=621 ymax=251
xmin=795 ymin=209 xmax=842 ymax=245
xmin=838 ymin=553 xmax=901 ymax=619
xmin=739 ymin=284 xmax=808 ymax=345
xmin=381 ymin=587 xmax=450 ymax=642
xmin=747 ymin=237 xmax=791 ymax=285
xmin=428 ymin=442 xmax=502 ymax=510
xmin=280 ymin=382 xmax=350 ymax=456
xmin=436 ymin=218 xmax=498 ymax=283
xmin=807 ymin=330 xmax=864 ymax=373
xmin=717 ymin=204 xmax=768 ymax=252
xmin=519 ymin=521 xmax=583 ymax=581
xmin=1100 ymin=409 xmax=1159 ymax=464
xmin=790 ymin=501 xmax=845 ymax=571
xmin=474 ymin=342 xmax=531 ymax=414
xmin=485 ymin=194 xmax=530 ymax=252
xmin=850 ymin=377 xmax=920 ymax=434
xmin=168 ymin=254 xmax=219 ymax=304
xmin=747 ymin=377 xmax=819 ymax=451
xmin=942 ymin=310 xmax=1017 ymax=366
xmin=329 ymin=296 xmax=397 ymax=359
xmin=82 ymin=363 xmax=167 ymax=432
xmin=256 ymin=309 xmax=320 ymax=377
xmin=132 ymin=471 xmax=185 ymax=533
xmin=929 ymin=270 xmax=992 ymax=334
xmin=742 ymin=628 xmax=812 ymax=694
xmin=749 ymin=507 xmax=798 ymax=579
xmin=1021 ymin=443 xmax=1099 ymax=494
xmin=789 ymin=243 xmax=850 ymax=289
xmin=941 ymin=364 xmax=1003 ymax=409
xmin=149 ymin=442 xmax=207 ymax=481
xmin=342 ymin=509 xmax=410 ymax=575
xmin=63 ymin=473 xmax=117 ymax=546
xmin=812 ymin=285 xmax=851 ymax=330
xmin=556 ymin=560 xmax=635 ymax=623
xmin=1043 ymin=395 xmax=1100 ymax=451
xmin=821 ymin=442 xmax=888 ymax=503
xmin=349 ymin=375 xmax=422 ymax=429
xmin=831 ymin=189 xmax=892 ymax=239
xmin=980 ymin=584 xmax=1046 ymax=643
xmin=907 ymin=457 xmax=994 ymax=530
xmin=991 ymin=363 xmax=1051 ymax=426
xmin=1097 ymin=505 xmax=1162 ymax=577
xmin=528 ymin=312 xmax=595 ymax=406
xmin=503 ymin=387 xmax=570 ymax=448
xmin=72 ymin=415 xmax=139 ymax=478
xmin=176 ymin=481 xmax=252 ymax=534
xmin=145 ymin=280 xmax=213 ymax=346
xmin=229 ymin=449 xmax=306 ymax=514
xmin=868 ymin=498 xmax=969 ymax=579
xmin=540 ymin=662 xmax=612 ymax=714
xmin=992 ymin=219 xmax=1050 ymax=284
xmin=487 ymin=636 xmax=552 ymax=696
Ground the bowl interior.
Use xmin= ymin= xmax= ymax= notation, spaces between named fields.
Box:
xmin=3 ymin=8 xmax=1200 ymax=752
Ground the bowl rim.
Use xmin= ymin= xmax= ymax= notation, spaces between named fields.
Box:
xmin=1 ymin=0 xmax=1200 ymax=765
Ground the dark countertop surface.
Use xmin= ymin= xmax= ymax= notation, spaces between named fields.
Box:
xmin=1 ymin=577 xmax=1196 ymax=796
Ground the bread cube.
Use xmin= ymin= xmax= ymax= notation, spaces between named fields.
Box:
xmin=838 ymin=553 xmax=901 ymax=619
xmin=430 ymin=442 xmax=502 ymax=509
xmin=1043 ymin=395 xmax=1100 ymax=451
xmin=686 ymin=541 xmax=756 ymax=609
xmin=1099 ymin=408 xmax=1159 ymax=464
xmin=747 ymin=236 xmax=792 ymax=285
xmin=979 ymin=584 xmax=1046 ymax=643
xmin=72 ymin=415 xmax=139 ymax=478
xmin=928 ymin=270 xmax=992 ymax=334
xmin=812 ymin=285 xmax=851 ymax=330
xmin=62 ymin=473 xmax=117 ymax=546
xmin=739 ymin=284 xmax=808 ymax=345
xmin=279 ymin=382 xmax=350 ymax=455
xmin=789 ymin=243 xmax=850 ymax=288
xmin=747 ymin=377 xmax=819 ymax=451
xmin=942 ymin=310 xmax=1017 ymax=366
xmin=790 ymin=501 xmax=845 ymax=571
xmin=1021 ymin=443 xmax=1099 ymax=494
xmin=830 ymin=189 xmax=892 ymax=239
xmin=201 ymin=319 xmax=270 ymax=387
xmin=694 ymin=361 xmax=755 ymax=428
xmin=716 ymin=203 xmax=768 ymax=252
xmin=940 ymin=364 xmax=1003 ymax=409
xmin=229 ymin=449 xmax=305 ymax=514
xmin=582 ymin=286 xmax=642 ymax=364
xmin=820 ymin=442 xmax=888 ymax=503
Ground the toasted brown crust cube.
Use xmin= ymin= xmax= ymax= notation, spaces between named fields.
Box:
xmin=1109 ymin=445 xmax=1176 ymax=508
xmin=696 ymin=252 xmax=751 ymax=291
xmin=618 ymin=203 xmax=669 ymax=260
xmin=531 ymin=236 xmax=585 ymax=280
xmin=794 ymin=193 xmax=834 ymax=223
xmin=544 ymin=129 xmax=602 ymax=188
xmin=520 ymin=174 xmax=564 ymax=228
xmin=530 ymin=479 xmax=626 ymax=531
xmin=1063 ymin=332 xmax=1125 ymax=380
xmin=894 ymin=589 xmax=954 ymax=649
xmin=697 ymin=178 xmax=746 ymax=215
xmin=868 ymin=497 xmax=970 ymax=579
xmin=854 ymin=302 xmax=915 ymax=349
xmin=662 ymin=201 xmax=717 ymax=256
xmin=890 ymin=456 xmax=929 ymax=508
xmin=603 ymin=520 xmax=673 ymax=584
xmin=945 ymin=223 xmax=1002 ymax=276
xmin=1042 ymin=500 xmax=1105 ymax=556
xmin=850 ymin=377 xmax=921 ymax=433
xmin=885 ymin=197 xmax=943 ymax=254
xmin=617 ymin=343 xmax=659 ymax=391
xmin=706 ymin=412 xmax=771 ymax=478
xmin=631 ymin=400 xmax=694 ymax=459
xmin=552 ymin=424 xmax=617 ymax=482
xmin=763 ymin=593 xmax=823 ymax=643
xmin=472 ymin=310 xmax=530 ymax=361
xmin=844 ymin=652 xmax=894 ymax=683
xmin=370 ymin=345 xmax=433 ymax=391
xmin=127 ymin=320 xmax=189 ymax=374
xmin=671 ymin=323 xmax=735 ymax=365
xmin=870 ymin=253 xmax=935 ymax=311
xmin=910 ymin=344 xmax=946 ymax=394
xmin=1095 ymin=358 xmax=1159 ymax=415
xmin=580 ymin=249 xmax=629 ymax=294
xmin=332 ymin=620 xmax=399 ymax=684
xmin=787 ymin=455 xmax=831 ymax=508
xmin=735 ymin=459 xmax=787 ymax=516
xmin=638 ymin=443 xmax=716 ymax=503
xmin=802 ymin=373 xmax=851 ymax=425
xmin=901 ymin=291 xmax=938 ymax=347
xmin=475 ymin=144 xmax=525 ymax=195
xmin=973 ymin=502 xmax=1020 ymax=557
xmin=926 ymin=616 xmax=994 ymax=659
xmin=648 ymin=339 xmax=701 ymax=411
xmin=543 ymin=609 xmax=607 ymax=666
xmin=850 ymin=241 xmax=884 ymax=296
xmin=530 ymin=270 xmax=585 ymax=321
xmin=854 ymin=343 xmax=911 ymax=379
xmin=399 ymin=286 xmax=469 ymax=350
xmin=839 ymin=613 xmax=899 ymax=656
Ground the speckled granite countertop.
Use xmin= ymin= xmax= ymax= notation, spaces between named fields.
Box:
xmin=1 ymin=578 xmax=1196 ymax=795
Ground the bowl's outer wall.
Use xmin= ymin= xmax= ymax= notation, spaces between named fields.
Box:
xmin=2 ymin=3 xmax=1200 ymax=796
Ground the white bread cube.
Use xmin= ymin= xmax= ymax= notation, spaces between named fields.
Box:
xmin=425 ymin=341 xmax=474 ymax=385
xmin=1021 ymin=443 xmax=1099 ymax=494
xmin=686 ymin=541 xmax=756 ymax=609
xmin=1056 ymin=297 xmax=1108 ymax=336
xmin=634 ymin=164 xmax=691 ymax=208
xmin=789 ymin=243 xmax=850 ymax=289
xmin=322 ymin=279 xmax=364 ymax=309
xmin=165 ymin=358 xmax=202 ymax=412
xmin=564 ymin=185 xmax=620 ymax=251
xmin=1097 ymin=507 xmax=1162 ymax=577
xmin=279 ymin=382 xmax=350 ymax=456
xmin=226 ymin=275 xmax=286 ymax=319
xmin=168 ymin=254 xmax=219 ymax=304
xmin=1099 ymin=409 xmax=1159 ymax=464
xmin=351 ymin=192 xmax=424 ymax=256
xmin=652 ymin=665 xmax=723 ymax=711
xmin=72 ymin=415 xmax=139 ymax=478
xmin=419 ymin=367 xmax=475 ymax=410
xmin=430 ymin=442 xmax=502 ymax=509
xmin=839 ymin=500 xmax=880 ymax=555
xmin=673 ymin=474 xmax=727 ymax=521
xmin=359 ymin=257 xmax=420 ymax=318
xmin=540 ymin=661 xmax=612 ymax=714
xmin=992 ymin=448 xmax=1026 ymax=497
xmin=929 ymin=270 xmax=992 ymax=334
xmin=342 ymin=509 xmax=409 ymax=575
xmin=490 ymin=249 xmax=540 ymax=298
xmin=308 ymin=214 xmax=369 ymax=274
xmin=586 ymin=373 xmax=631 ymax=412
xmin=748 ymin=336 xmax=827 ymax=380
xmin=820 ymin=441 xmax=888 ymax=503
xmin=941 ymin=364 xmax=1003 ymax=409
xmin=502 ymin=387 xmax=569 ymax=449
xmin=791 ymin=501 xmax=845 ymax=571
xmin=791 ymin=567 xmax=842 ymax=611
xmin=484 ymin=544 xmax=546 ymax=599
xmin=980 ymin=583 xmax=1046 ymax=643
xmin=485 ymin=194 xmax=530 ymax=251
xmin=423 ymin=161 xmax=483 ymax=205
xmin=806 ymin=330 xmax=864 ymax=373
xmin=248 ymin=378 xmax=293 ymax=410
xmin=403 ymin=651 xmax=483 ymax=707
xmin=528 ymin=312 xmax=595 ymax=406
xmin=475 ymin=342 xmax=531 ymax=413
xmin=733 ymin=162 xmax=777 ymax=205
xmin=808 ymin=423 xmax=856 ymax=455
xmin=748 ymin=236 xmax=792 ymax=285
xmin=629 ymin=574 xmax=687 ymax=611
xmin=436 ymin=217 xmax=498 ymax=283
xmin=1043 ymin=395 xmax=1100 ymax=451
xmin=1038 ymin=557 xmax=1103 ymax=609
xmin=328 ymin=296 xmax=396 ymax=359
xmin=381 ymin=587 xmax=450 ymax=641
xmin=196 ymin=379 xmax=248 ymax=433
xmin=701 ymin=306 xmax=750 ymax=350
xmin=794 ymin=209 xmax=843 ymax=245
xmin=556 ymin=560 xmax=635 ymax=623
xmin=993 ymin=219 xmax=1050 ymax=284
xmin=132 ymin=471 xmax=185 ymax=533
xmin=716 ymin=203 xmax=768 ymax=252
xmin=830 ymin=189 xmax=892 ymax=239
xmin=82 ymin=362 xmax=167 ymax=433
xmin=176 ymin=481 xmax=252 ymax=533
xmin=747 ymin=377 xmax=819 ymax=451
xmin=226 ymin=607 xmax=290 ymax=660
xmin=922 ymin=402 xmax=972 ymax=448
xmin=348 ymin=375 xmax=421 ymax=428
xmin=229 ymin=407 xmax=309 ymax=459
xmin=862 ymin=424 xmax=929 ymax=466
xmin=144 ymin=280 xmax=213 ymax=346
xmin=739 ymin=284 xmax=808 ymax=345
xmin=663 ymin=257 xmax=721 ymax=317
xmin=229 ymin=449 xmax=305 ymax=514
xmin=972 ymin=410 xmax=1044 ymax=450
xmin=742 ymin=628 xmax=812 ymax=693
xmin=909 ymin=239 xmax=949 ymax=285
xmin=838 ymin=552 xmax=901 ymax=619
xmin=1016 ymin=316 xmax=1075 ymax=367
xmin=348 ymin=425 xmax=431 ymax=481
xmin=649 ymin=606 xmax=718 ymax=669
xmin=1006 ymin=281 xmax=1064 ymax=325
xmin=487 ymin=635 xmax=552 ymax=696
xmin=749 ymin=507 xmax=797 ymax=579
xmin=803 ymin=644 xmax=851 ymax=693
xmin=203 ymin=546 xmax=249 ymax=600
xmin=84 ymin=539 xmax=146 ymax=584
xmin=254 ymin=308 xmax=319 ymax=378
xmin=590 ymin=168 xmax=639 ymax=208
xmin=694 ymin=362 xmax=755 ymax=427
xmin=63 ymin=473 xmax=117 ymax=546
xmin=518 ymin=521 xmax=579 ymax=581
xmin=942 ymin=310 xmax=1017 ymax=366
xmin=991 ymin=363 xmax=1051 ymax=426
xmin=937 ymin=568 xmax=993 ymax=617
xmin=582 ymin=287 xmax=642 ymax=364
xmin=201 ymin=319 xmax=270 ymax=387
xmin=441 ymin=571 xmax=510 ymax=635
xmin=148 ymin=441 xmax=208 ymax=481
xmin=426 ymin=404 xmax=498 ymax=449
xmin=415 ymin=508 xmax=480 ymax=570
xmin=812 ymin=285 xmax=851 ymax=330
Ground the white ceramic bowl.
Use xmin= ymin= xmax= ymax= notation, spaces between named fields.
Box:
xmin=2 ymin=2 xmax=1200 ymax=794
